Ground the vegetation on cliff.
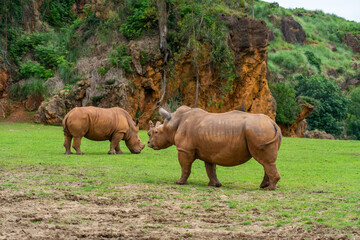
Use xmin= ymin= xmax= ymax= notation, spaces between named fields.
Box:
xmin=0 ymin=0 xmax=360 ymax=138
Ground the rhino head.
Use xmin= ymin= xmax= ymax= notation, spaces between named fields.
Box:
xmin=147 ymin=108 xmax=174 ymax=150
xmin=126 ymin=121 xmax=145 ymax=154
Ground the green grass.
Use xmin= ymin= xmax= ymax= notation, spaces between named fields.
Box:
xmin=0 ymin=123 xmax=359 ymax=231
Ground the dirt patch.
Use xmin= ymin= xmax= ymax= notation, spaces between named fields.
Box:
xmin=0 ymin=186 xmax=358 ymax=240
xmin=1 ymin=106 xmax=34 ymax=123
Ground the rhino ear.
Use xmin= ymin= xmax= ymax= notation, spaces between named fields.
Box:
xmin=155 ymin=121 xmax=161 ymax=127
xmin=148 ymin=120 xmax=154 ymax=129
xmin=159 ymin=108 xmax=171 ymax=121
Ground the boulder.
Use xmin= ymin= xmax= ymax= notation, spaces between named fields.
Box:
xmin=304 ymin=130 xmax=335 ymax=140
xmin=341 ymin=33 xmax=360 ymax=54
xmin=281 ymin=16 xmax=306 ymax=45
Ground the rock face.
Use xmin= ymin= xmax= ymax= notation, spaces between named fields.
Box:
xmin=35 ymin=17 xmax=277 ymax=128
xmin=167 ymin=16 xmax=276 ymax=120
xmin=279 ymin=102 xmax=314 ymax=137
xmin=304 ymin=130 xmax=335 ymax=140
xmin=341 ymin=33 xmax=360 ymax=54
xmin=0 ymin=66 xmax=10 ymax=99
xmin=281 ymin=17 xmax=306 ymax=45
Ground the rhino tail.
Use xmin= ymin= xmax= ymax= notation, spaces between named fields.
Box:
xmin=260 ymin=122 xmax=282 ymax=148
xmin=62 ymin=114 xmax=71 ymax=136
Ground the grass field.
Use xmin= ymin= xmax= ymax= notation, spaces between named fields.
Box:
xmin=0 ymin=123 xmax=359 ymax=239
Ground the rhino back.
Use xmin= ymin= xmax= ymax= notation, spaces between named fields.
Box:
xmin=174 ymin=110 xmax=278 ymax=166
xmin=174 ymin=110 xmax=252 ymax=166
xmin=66 ymin=107 xmax=129 ymax=141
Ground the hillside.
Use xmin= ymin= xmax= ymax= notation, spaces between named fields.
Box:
xmin=0 ymin=0 xmax=359 ymax=139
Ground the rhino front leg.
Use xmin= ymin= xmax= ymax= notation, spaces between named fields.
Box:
xmin=64 ymin=135 xmax=73 ymax=154
xmin=175 ymin=150 xmax=195 ymax=185
xmin=115 ymin=144 xmax=123 ymax=154
xmin=108 ymin=133 xmax=124 ymax=154
xmin=205 ymin=162 xmax=222 ymax=187
xmin=72 ymin=137 xmax=84 ymax=155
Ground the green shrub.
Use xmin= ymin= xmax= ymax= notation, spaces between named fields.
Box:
xmin=120 ymin=0 xmax=157 ymax=39
xmin=41 ymin=0 xmax=75 ymax=28
xmin=10 ymin=78 xmax=47 ymax=100
xmin=108 ymin=44 xmax=133 ymax=73
xmin=296 ymin=74 xmax=347 ymax=137
xmin=34 ymin=44 xmax=68 ymax=69
xmin=346 ymin=86 xmax=360 ymax=139
xmin=304 ymin=51 xmax=321 ymax=72
xmin=269 ymin=82 xmax=301 ymax=125
xmin=8 ymin=31 xmax=50 ymax=64
xmin=18 ymin=60 xmax=54 ymax=81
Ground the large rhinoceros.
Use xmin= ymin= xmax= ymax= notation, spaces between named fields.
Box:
xmin=147 ymin=106 xmax=282 ymax=190
xmin=63 ymin=106 xmax=145 ymax=155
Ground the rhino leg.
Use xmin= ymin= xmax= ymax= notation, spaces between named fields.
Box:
xmin=72 ymin=137 xmax=84 ymax=155
xmin=115 ymin=144 xmax=123 ymax=154
xmin=175 ymin=151 xmax=195 ymax=185
xmin=64 ymin=135 xmax=73 ymax=154
xmin=261 ymin=163 xmax=280 ymax=190
xmin=260 ymin=172 xmax=270 ymax=189
xmin=108 ymin=133 xmax=124 ymax=154
xmin=205 ymin=162 xmax=222 ymax=187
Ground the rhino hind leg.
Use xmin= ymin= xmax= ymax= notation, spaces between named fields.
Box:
xmin=108 ymin=133 xmax=124 ymax=154
xmin=175 ymin=151 xmax=195 ymax=185
xmin=72 ymin=137 xmax=84 ymax=155
xmin=260 ymin=172 xmax=270 ymax=189
xmin=205 ymin=162 xmax=222 ymax=187
xmin=262 ymin=164 xmax=280 ymax=190
xmin=64 ymin=135 xmax=73 ymax=154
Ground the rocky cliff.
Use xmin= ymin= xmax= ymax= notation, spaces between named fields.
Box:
xmin=34 ymin=15 xmax=276 ymax=128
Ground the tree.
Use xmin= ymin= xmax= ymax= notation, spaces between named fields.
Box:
xmin=157 ymin=0 xmax=168 ymax=105
xmin=346 ymin=86 xmax=360 ymax=139
xmin=269 ymin=82 xmax=301 ymax=125
xmin=296 ymin=74 xmax=347 ymax=137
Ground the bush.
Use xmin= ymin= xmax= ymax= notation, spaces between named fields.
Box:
xmin=10 ymin=78 xmax=47 ymax=100
xmin=34 ymin=44 xmax=68 ymax=69
xmin=304 ymin=51 xmax=321 ymax=73
xmin=18 ymin=60 xmax=54 ymax=81
xmin=296 ymin=74 xmax=347 ymax=137
xmin=120 ymin=0 xmax=157 ymax=39
xmin=269 ymin=82 xmax=301 ymax=125
xmin=346 ymin=86 xmax=360 ymax=139
xmin=41 ymin=0 xmax=75 ymax=28
xmin=108 ymin=44 xmax=133 ymax=73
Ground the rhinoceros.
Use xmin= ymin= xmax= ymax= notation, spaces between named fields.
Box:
xmin=147 ymin=106 xmax=282 ymax=190
xmin=62 ymin=106 xmax=145 ymax=155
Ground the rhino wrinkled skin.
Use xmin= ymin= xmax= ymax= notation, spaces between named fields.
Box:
xmin=62 ymin=106 xmax=145 ymax=155
xmin=148 ymin=106 xmax=282 ymax=190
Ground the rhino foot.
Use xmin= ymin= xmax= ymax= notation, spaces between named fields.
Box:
xmin=208 ymin=181 xmax=222 ymax=187
xmin=264 ymin=185 xmax=277 ymax=191
xmin=175 ymin=179 xmax=189 ymax=185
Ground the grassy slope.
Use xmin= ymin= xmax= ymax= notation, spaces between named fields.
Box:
xmin=0 ymin=123 xmax=359 ymax=231
xmin=254 ymin=1 xmax=360 ymax=85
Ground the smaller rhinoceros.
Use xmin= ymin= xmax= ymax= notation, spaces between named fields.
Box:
xmin=62 ymin=106 xmax=145 ymax=155
xmin=147 ymin=106 xmax=282 ymax=190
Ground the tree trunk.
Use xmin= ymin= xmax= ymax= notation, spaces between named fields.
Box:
xmin=157 ymin=0 xmax=168 ymax=104
xmin=252 ymin=0 xmax=255 ymax=18
xmin=4 ymin=0 xmax=8 ymax=54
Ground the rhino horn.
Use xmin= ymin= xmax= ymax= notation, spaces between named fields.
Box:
xmin=148 ymin=120 xmax=154 ymax=129
xmin=159 ymin=108 xmax=172 ymax=121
